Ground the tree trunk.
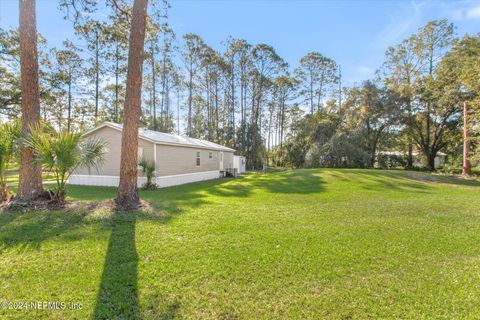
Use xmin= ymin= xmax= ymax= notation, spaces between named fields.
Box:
xmin=407 ymin=144 xmax=413 ymax=168
xmin=152 ymin=42 xmax=158 ymax=130
xmin=116 ymin=0 xmax=148 ymax=211
xmin=230 ymin=60 xmax=235 ymax=146
xmin=310 ymin=76 xmax=314 ymax=114
xmin=18 ymin=0 xmax=43 ymax=201
xmin=160 ymin=53 xmax=167 ymax=131
xmin=115 ymin=42 xmax=119 ymax=122
xmin=462 ymin=100 xmax=471 ymax=175
xmin=279 ymin=96 xmax=285 ymax=166
xmin=427 ymin=152 xmax=436 ymax=172
xmin=317 ymin=74 xmax=324 ymax=112
xmin=405 ymin=90 xmax=413 ymax=169
xmin=176 ymin=88 xmax=180 ymax=134
xmin=215 ymin=78 xmax=219 ymax=141
xmin=95 ymin=30 xmax=99 ymax=122
xmin=240 ymin=63 xmax=245 ymax=152
xmin=165 ymin=76 xmax=170 ymax=131
xmin=187 ymin=62 xmax=193 ymax=136
xmin=338 ymin=65 xmax=342 ymax=114
xmin=67 ymin=69 xmax=72 ymax=132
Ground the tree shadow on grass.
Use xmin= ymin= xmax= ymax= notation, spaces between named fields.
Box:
xmin=0 ymin=178 xmax=235 ymax=253
xmin=0 ymin=210 xmax=92 ymax=253
xmin=92 ymin=210 xmax=183 ymax=319
xmin=203 ymin=170 xmax=326 ymax=198
xmin=1 ymin=170 xmax=327 ymax=319
xmin=325 ymin=169 xmax=432 ymax=193
xmin=325 ymin=168 xmax=480 ymax=194
xmin=0 ymin=206 xmax=183 ymax=319
xmin=93 ymin=213 xmax=139 ymax=319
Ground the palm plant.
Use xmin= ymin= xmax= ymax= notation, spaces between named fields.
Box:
xmin=0 ymin=120 xmax=21 ymax=202
xmin=25 ymin=125 xmax=106 ymax=202
xmin=138 ymin=158 xmax=156 ymax=190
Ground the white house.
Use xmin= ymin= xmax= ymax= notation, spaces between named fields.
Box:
xmin=69 ymin=122 xmax=245 ymax=188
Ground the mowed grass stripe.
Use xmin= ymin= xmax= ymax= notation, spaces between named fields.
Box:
xmin=1 ymin=169 xmax=480 ymax=319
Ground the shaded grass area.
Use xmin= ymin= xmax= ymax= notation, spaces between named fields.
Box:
xmin=1 ymin=169 xmax=480 ymax=319
xmin=5 ymin=171 xmax=56 ymax=185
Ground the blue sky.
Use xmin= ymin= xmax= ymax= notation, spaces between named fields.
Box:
xmin=1 ymin=0 xmax=479 ymax=86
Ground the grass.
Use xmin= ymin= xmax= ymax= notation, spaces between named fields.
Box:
xmin=440 ymin=166 xmax=480 ymax=176
xmin=1 ymin=169 xmax=480 ymax=319
xmin=4 ymin=171 xmax=56 ymax=185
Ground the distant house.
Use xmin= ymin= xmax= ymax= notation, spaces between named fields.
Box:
xmin=70 ymin=122 xmax=245 ymax=188
xmin=377 ymin=151 xmax=446 ymax=169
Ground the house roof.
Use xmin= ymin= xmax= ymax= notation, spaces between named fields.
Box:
xmin=84 ymin=122 xmax=235 ymax=152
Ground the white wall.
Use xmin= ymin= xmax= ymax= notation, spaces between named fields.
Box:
xmin=69 ymin=170 xmax=220 ymax=188
xmin=233 ymin=156 xmax=246 ymax=173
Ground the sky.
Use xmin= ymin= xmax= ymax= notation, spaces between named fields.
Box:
xmin=1 ymin=0 xmax=480 ymax=87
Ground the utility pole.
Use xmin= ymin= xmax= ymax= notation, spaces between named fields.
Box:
xmin=462 ymin=100 xmax=471 ymax=175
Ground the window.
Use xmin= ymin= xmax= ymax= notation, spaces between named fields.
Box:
xmin=137 ymin=147 xmax=144 ymax=170
xmin=209 ymin=152 xmax=213 ymax=160
xmin=196 ymin=151 xmax=201 ymax=166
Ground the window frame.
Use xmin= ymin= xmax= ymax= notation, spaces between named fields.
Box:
xmin=196 ymin=151 xmax=201 ymax=167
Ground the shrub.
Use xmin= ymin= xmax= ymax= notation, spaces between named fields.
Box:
xmin=377 ymin=153 xmax=407 ymax=169
xmin=139 ymin=158 xmax=157 ymax=190
xmin=25 ymin=125 xmax=106 ymax=203
xmin=0 ymin=120 xmax=21 ymax=202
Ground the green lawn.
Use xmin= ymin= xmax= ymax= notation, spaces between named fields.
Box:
xmin=1 ymin=169 xmax=480 ymax=319
xmin=5 ymin=171 xmax=56 ymax=185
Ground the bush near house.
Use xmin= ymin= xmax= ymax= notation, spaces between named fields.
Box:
xmin=25 ymin=125 xmax=107 ymax=203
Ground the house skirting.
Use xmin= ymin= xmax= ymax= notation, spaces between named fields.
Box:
xmin=68 ymin=171 xmax=221 ymax=188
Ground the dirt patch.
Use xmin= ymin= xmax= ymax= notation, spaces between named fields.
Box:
xmin=1 ymin=199 xmax=65 ymax=213
xmin=1 ymin=198 xmax=151 ymax=214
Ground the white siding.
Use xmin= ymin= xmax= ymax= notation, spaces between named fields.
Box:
xmin=69 ymin=171 xmax=219 ymax=188
xmin=155 ymin=144 xmax=220 ymax=176
xmin=75 ymin=126 xmax=154 ymax=176
xmin=233 ymin=155 xmax=246 ymax=173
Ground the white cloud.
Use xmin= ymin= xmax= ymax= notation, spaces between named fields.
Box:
xmin=466 ymin=5 xmax=480 ymax=19
xmin=357 ymin=66 xmax=374 ymax=76
xmin=449 ymin=3 xmax=480 ymax=21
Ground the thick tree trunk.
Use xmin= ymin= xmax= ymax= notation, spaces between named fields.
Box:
xmin=426 ymin=152 xmax=436 ymax=172
xmin=116 ymin=0 xmax=148 ymax=211
xmin=462 ymin=100 xmax=471 ymax=175
xmin=407 ymin=144 xmax=413 ymax=168
xmin=18 ymin=0 xmax=43 ymax=201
